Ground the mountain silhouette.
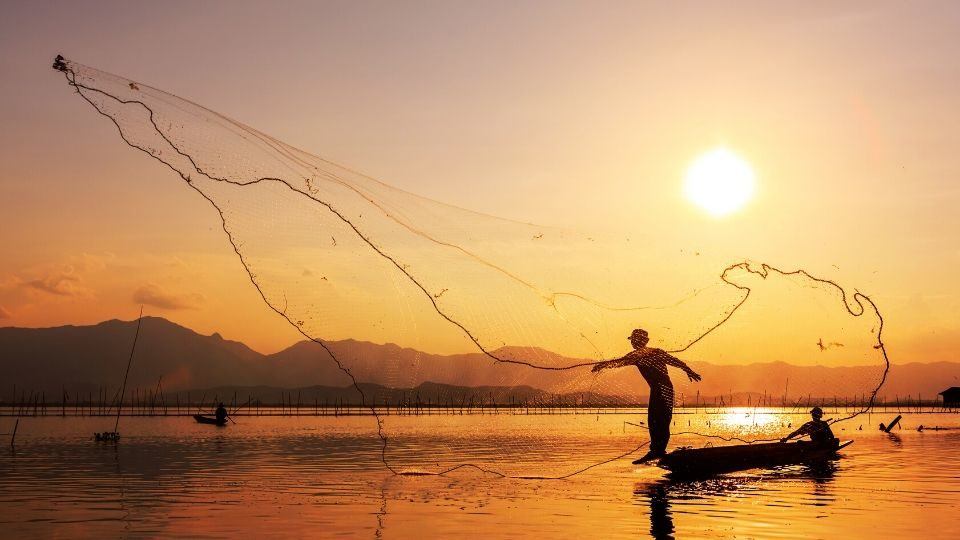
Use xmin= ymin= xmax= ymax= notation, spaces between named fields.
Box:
xmin=1 ymin=317 xmax=957 ymax=404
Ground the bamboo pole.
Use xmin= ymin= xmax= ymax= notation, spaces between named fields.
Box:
xmin=114 ymin=307 xmax=144 ymax=431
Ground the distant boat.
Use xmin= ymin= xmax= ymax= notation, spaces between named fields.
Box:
xmin=651 ymin=438 xmax=852 ymax=478
xmin=193 ymin=414 xmax=228 ymax=426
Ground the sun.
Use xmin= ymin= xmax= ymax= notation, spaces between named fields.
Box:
xmin=683 ymin=148 xmax=756 ymax=217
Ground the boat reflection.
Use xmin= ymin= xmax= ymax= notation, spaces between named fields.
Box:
xmin=636 ymin=461 xmax=840 ymax=539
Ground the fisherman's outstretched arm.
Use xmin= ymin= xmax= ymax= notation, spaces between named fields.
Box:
xmin=660 ymin=352 xmax=702 ymax=382
xmin=591 ymin=354 xmax=636 ymax=372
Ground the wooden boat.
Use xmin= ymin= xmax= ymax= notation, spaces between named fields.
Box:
xmin=193 ymin=414 xmax=228 ymax=426
xmin=655 ymin=438 xmax=852 ymax=478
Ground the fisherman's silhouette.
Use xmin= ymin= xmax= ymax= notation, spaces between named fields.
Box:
xmin=780 ymin=407 xmax=835 ymax=445
xmin=215 ymin=402 xmax=228 ymax=424
xmin=592 ymin=328 xmax=701 ymax=463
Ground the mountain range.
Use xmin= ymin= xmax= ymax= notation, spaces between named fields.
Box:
xmin=1 ymin=317 xmax=957 ymax=404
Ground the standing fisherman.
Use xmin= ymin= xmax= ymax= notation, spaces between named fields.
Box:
xmin=592 ymin=329 xmax=702 ymax=463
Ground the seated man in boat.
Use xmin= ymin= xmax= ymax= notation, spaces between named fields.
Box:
xmin=215 ymin=402 xmax=228 ymax=424
xmin=592 ymin=328 xmax=702 ymax=463
xmin=780 ymin=406 xmax=835 ymax=445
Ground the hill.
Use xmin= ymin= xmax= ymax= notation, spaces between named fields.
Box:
xmin=1 ymin=317 xmax=957 ymax=404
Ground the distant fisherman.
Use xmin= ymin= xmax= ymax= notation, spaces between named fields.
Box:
xmin=592 ymin=328 xmax=702 ymax=463
xmin=215 ymin=402 xmax=228 ymax=424
xmin=781 ymin=407 xmax=835 ymax=445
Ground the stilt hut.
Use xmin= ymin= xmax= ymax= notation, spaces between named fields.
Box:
xmin=938 ymin=387 xmax=960 ymax=408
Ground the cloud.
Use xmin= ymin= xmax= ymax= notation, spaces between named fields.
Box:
xmin=132 ymin=283 xmax=204 ymax=310
xmin=24 ymin=268 xmax=89 ymax=297
xmin=0 ymin=275 xmax=20 ymax=292
xmin=72 ymin=252 xmax=111 ymax=273
xmin=0 ymin=305 xmax=10 ymax=319
xmin=160 ymin=255 xmax=191 ymax=270
xmin=8 ymin=254 xmax=110 ymax=302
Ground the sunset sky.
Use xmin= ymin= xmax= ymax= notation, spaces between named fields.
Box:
xmin=1 ymin=1 xmax=958 ymax=360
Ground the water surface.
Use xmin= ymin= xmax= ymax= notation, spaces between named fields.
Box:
xmin=1 ymin=409 xmax=958 ymax=538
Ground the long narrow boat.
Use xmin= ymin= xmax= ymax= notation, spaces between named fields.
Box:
xmin=655 ymin=438 xmax=852 ymax=478
xmin=193 ymin=414 xmax=228 ymax=426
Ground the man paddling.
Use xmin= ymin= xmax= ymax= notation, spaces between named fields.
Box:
xmin=592 ymin=328 xmax=702 ymax=463
xmin=781 ymin=407 xmax=835 ymax=445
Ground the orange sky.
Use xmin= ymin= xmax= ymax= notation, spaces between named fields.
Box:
xmin=1 ymin=1 xmax=958 ymax=360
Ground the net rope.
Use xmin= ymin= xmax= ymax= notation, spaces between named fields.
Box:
xmin=53 ymin=55 xmax=890 ymax=478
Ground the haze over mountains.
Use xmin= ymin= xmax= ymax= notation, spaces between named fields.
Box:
xmin=1 ymin=317 xmax=957 ymax=404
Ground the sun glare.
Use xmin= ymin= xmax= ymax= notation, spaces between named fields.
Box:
xmin=683 ymin=148 xmax=756 ymax=217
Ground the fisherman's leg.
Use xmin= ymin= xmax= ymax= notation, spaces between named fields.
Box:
xmin=648 ymin=401 xmax=671 ymax=455
xmin=634 ymin=401 xmax=670 ymax=463
xmin=659 ymin=404 xmax=673 ymax=453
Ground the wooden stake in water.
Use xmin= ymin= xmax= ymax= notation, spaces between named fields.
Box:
xmin=96 ymin=307 xmax=144 ymax=442
xmin=115 ymin=308 xmax=143 ymax=432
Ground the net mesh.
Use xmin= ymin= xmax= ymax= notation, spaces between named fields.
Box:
xmin=54 ymin=56 xmax=889 ymax=477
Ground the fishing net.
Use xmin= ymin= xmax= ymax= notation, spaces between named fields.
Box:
xmin=53 ymin=56 xmax=889 ymax=477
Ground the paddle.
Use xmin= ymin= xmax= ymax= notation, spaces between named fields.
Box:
xmin=225 ymin=397 xmax=252 ymax=426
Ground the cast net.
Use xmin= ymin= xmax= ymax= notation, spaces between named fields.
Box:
xmin=53 ymin=56 xmax=889 ymax=477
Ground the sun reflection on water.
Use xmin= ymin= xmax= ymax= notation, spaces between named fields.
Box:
xmin=717 ymin=407 xmax=784 ymax=431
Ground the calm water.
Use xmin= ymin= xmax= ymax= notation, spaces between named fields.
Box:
xmin=1 ymin=408 xmax=958 ymax=538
